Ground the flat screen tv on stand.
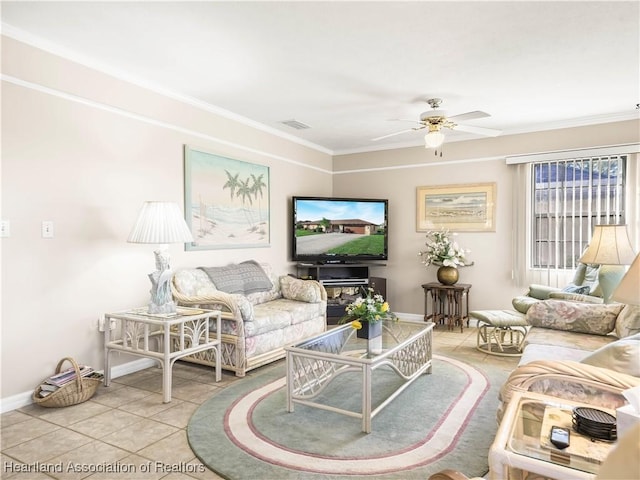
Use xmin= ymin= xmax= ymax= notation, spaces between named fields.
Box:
xmin=291 ymin=196 xmax=389 ymax=264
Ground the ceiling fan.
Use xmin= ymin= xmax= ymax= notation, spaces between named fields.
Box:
xmin=372 ymin=98 xmax=502 ymax=149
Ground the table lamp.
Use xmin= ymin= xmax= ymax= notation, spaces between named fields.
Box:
xmin=612 ymin=253 xmax=640 ymax=305
xmin=579 ymin=224 xmax=636 ymax=304
xmin=127 ymin=201 xmax=194 ymax=314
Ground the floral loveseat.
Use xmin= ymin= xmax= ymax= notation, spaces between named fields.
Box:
xmin=498 ymin=299 xmax=640 ymax=419
xmin=171 ymin=261 xmax=327 ymax=377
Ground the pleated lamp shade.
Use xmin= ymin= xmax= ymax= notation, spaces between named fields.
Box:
xmin=127 ymin=201 xmax=193 ymax=244
xmin=579 ymin=225 xmax=636 ymax=265
xmin=612 ymin=253 xmax=640 ymax=305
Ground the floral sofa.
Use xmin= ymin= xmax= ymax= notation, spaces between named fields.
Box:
xmin=498 ymin=299 xmax=640 ymax=419
xmin=171 ymin=261 xmax=327 ymax=377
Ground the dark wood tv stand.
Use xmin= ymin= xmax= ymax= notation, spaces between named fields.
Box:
xmin=296 ymin=263 xmax=387 ymax=324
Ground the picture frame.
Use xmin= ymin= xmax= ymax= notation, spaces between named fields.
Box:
xmin=184 ymin=145 xmax=270 ymax=250
xmin=416 ymin=182 xmax=496 ymax=232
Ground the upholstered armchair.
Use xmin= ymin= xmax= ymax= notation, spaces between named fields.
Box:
xmin=512 ymin=262 xmax=604 ymax=314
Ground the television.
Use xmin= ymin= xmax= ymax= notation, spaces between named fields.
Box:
xmin=291 ymin=196 xmax=389 ymax=263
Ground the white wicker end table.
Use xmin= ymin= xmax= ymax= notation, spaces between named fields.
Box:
xmin=285 ymin=319 xmax=434 ymax=433
xmin=489 ymin=391 xmax=615 ymax=480
xmin=103 ymin=307 xmax=221 ymax=403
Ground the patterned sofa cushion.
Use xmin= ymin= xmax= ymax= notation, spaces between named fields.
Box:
xmin=525 ymin=300 xmax=624 ymax=336
xmin=245 ymin=299 xmax=326 ymax=337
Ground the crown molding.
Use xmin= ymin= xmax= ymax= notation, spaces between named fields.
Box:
xmin=1 ymin=24 xmax=333 ymax=156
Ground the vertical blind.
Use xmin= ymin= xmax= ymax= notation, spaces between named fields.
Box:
xmin=531 ymin=156 xmax=626 ymax=269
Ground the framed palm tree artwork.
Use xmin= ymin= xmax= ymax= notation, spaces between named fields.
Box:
xmin=184 ymin=145 xmax=270 ymax=250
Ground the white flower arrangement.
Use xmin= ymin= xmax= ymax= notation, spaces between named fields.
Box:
xmin=418 ymin=229 xmax=471 ymax=268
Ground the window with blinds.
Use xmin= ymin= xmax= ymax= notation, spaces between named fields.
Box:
xmin=531 ymin=156 xmax=627 ymax=269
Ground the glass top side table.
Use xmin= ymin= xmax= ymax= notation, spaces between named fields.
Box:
xmin=490 ymin=391 xmax=615 ymax=480
xmin=103 ymin=307 xmax=221 ymax=402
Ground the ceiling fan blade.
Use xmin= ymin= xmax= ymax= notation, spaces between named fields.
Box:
xmin=372 ymin=127 xmax=424 ymax=141
xmin=451 ymin=123 xmax=502 ymax=137
xmin=447 ymin=110 xmax=490 ymax=122
xmin=388 ymin=118 xmax=425 ymax=124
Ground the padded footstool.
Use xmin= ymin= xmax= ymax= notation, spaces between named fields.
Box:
xmin=470 ymin=310 xmax=530 ymax=357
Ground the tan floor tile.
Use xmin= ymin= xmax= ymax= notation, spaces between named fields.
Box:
xmin=68 ymin=409 xmax=144 ymax=438
xmin=46 ymin=440 xmax=130 ymax=480
xmin=118 ymin=392 xmax=183 ymax=417
xmin=112 ymin=369 xmax=158 ymax=387
xmin=36 ymin=401 xmax=111 ymax=427
xmin=1 ymin=418 xmax=61 ymax=449
xmin=137 ymin=430 xmax=195 ymax=464
xmin=1 ymin=410 xmax=32 ymax=428
xmin=90 ymin=382 xmax=125 ymax=400
xmin=99 ymin=418 xmax=178 ymax=452
xmin=91 ymin=386 xmax=154 ymax=408
xmin=3 ymin=428 xmax=93 ymax=463
xmin=171 ymin=363 xmax=213 ymax=380
xmin=149 ymin=401 xmax=199 ymax=428
xmin=169 ymin=382 xmax=220 ymax=404
xmin=130 ymin=373 xmax=191 ymax=394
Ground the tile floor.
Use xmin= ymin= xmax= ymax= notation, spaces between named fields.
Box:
xmin=1 ymin=326 xmax=519 ymax=479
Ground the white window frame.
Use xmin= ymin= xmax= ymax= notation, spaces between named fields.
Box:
xmin=507 ymin=146 xmax=639 ymax=288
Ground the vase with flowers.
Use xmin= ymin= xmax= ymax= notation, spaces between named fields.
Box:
xmin=340 ymin=288 xmax=396 ymax=340
xmin=418 ymin=229 xmax=472 ymax=285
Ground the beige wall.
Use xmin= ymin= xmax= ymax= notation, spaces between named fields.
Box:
xmin=0 ymin=37 xmax=332 ymax=405
xmin=333 ymin=122 xmax=640 ymax=316
xmin=1 ymin=35 xmax=639 ymax=408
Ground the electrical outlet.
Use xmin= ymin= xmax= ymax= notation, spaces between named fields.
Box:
xmin=0 ymin=220 xmax=10 ymax=238
xmin=42 ymin=221 xmax=54 ymax=238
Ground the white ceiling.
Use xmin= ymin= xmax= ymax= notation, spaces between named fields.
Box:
xmin=2 ymin=1 xmax=639 ymax=155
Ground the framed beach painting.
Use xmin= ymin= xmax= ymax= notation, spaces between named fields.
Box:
xmin=416 ymin=182 xmax=496 ymax=232
xmin=184 ymin=146 xmax=270 ymax=250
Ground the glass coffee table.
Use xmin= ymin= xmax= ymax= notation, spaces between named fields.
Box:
xmin=284 ymin=319 xmax=434 ymax=433
xmin=490 ymin=391 xmax=616 ymax=479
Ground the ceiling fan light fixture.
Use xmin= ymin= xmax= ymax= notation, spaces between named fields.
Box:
xmin=424 ymin=130 xmax=445 ymax=149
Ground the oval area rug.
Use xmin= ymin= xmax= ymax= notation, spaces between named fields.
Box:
xmin=188 ymin=354 xmax=508 ymax=479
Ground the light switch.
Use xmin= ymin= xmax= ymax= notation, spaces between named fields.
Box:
xmin=42 ymin=221 xmax=54 ymax=238
xmin=0 ymin=220 xmax=10 ymax=238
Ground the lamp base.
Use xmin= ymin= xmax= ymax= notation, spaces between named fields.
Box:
xmin=148 ymin=300 xmax=177 ymax=315
xmin=147 ymin=248 xmax=175 ymax=314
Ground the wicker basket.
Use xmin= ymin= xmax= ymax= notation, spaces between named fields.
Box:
xmin=32 ymin=357 xmax=103 ymax=408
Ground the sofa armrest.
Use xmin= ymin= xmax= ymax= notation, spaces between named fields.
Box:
xmin=171 ymin=278 xmax=247 ymax=320
xmin=548 ymin=292 xmax=603 ymax=304
xmin=527 ymin=284 xmax=561 ymax=300
xmin=499 ymin=359 xmax=640 ymax=410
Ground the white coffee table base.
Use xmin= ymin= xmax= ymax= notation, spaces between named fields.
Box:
xmin=285 ymin=321 xmax=433 ymax=433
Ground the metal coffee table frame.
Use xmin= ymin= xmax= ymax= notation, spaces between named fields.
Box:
xmin=285 ymin=320 xmax=434 ymax=433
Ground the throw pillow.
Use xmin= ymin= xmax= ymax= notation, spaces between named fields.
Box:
xmin=615 ymin=305 xmax=640 ymax=338
xmin=280 ymin=275 xmax=322 ymax=303
xmin=561 ymin=284 xmax=591 ymax=295
xmin=199 ymin=260 xmax=273 ymax=295
xmin=581 ymin=333 xmax=640 ymax=376
xmin=525 ymin=300 xmax=624 ymax=335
